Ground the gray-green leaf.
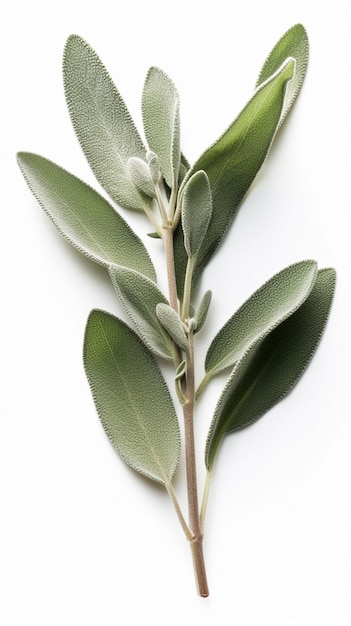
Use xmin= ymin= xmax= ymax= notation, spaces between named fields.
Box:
xmin=181 ymin=171 xmax=213 ymax=258
xmin=142 ymin=66 xmax=181 ymax=191
xmin=109 ymin=266 xmax=177 ymax=361
xmin=175 ymin=360 xmax=187 ymax=380
xmin=146 ymin=151 xmax=161 ymax=185
xmin=205 ymin=268 xmax=336 ymax=470
xmin=63 ymin=35 xmax=150 ymax=212
xmin=17 ymin=152 xmax=156 ymax=281
xmin=194 ymin=290 xmax=212 ymax=334
xmin=127 ymin=157 xmax=156 ymax=198
xmin=174 ymin=56 xmax=296 ymax=297
xmin=83 ymin=310 xmax=180 ymax=486
xmin=200 ymin=260 xmax=318 ymax=393
xmin=156 ymin=304 xmax=188 ymax=352
xmin=256 ymin=23 xmax=308 ymax=128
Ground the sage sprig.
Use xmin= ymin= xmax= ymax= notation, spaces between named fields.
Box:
xmin=17 ymin=23 xmax=335 ymax=598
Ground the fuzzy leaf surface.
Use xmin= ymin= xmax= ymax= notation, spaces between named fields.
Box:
xmin=156 ymin=304 xmax=188 ymax=352
xmin=203 ymin=260 xmax=318 ymax=386
xmin=205 ymin=268 xmax=336 ymax=469
xmin=127 ymin=157 xmax=155 ymax=198
xmin=63 ymin=35 xmax=150 ymax=212
xmin=256 ymin=23 xmax=308 ymax=127
xmin=109 ymin=266 xmax=177 ymax=361
xmin=181 ymin=171 xmax=212 ymax=258
xmin=17 ymin=152 xmax=156 ymax=280
xmin=194 ymin=290 xmax=212 ymax=334
xmin=142 ymin=66 xmax=181 ymax=190
xmin=174 ymin=57 xmax=295 ymax=297
xmin=84 ymin=310 xmax=180 ymax=485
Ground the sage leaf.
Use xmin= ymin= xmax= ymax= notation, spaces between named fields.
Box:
xmin=17 ymin=152 xmax=156 ymax=280
xmin=147 ymin=232 xmax=162 ymax=239
xmin=181 ymin=171 xmax=212 ymax=259
xmin=109 ymin=266 xmax=177 ymax=361
xmin=174 ymin=56 xmax=296 ymax=297
xmin=179 ymin=153 xmax=191 ymax=185
xmin=63 ymin=35 xmax=150 ymax=212
xmin=83 ymin=310 xmax=180 ymax=486
xmin=194 ymin=290 xmax=212 ymax=334
xmin=205 ymin=268 xmax=336 ymax=470
xmin=256 ymin=23 xmax=308 ymax=128
xmin=142 ymin=66 xmax=181 ymax=191
xmin=175 ymin=360 xmax=187 ymax=380
xmin=146 ymin=151 xmax=161 ymax=185
xmin=175 ymin=360 xmax=187 ymax=404
xmin=156 ymin=304 xmax=188 ymax=352
xmin=201 ymin=260 xmax=318 ymax=392
xmin=127 ymin=157 xmax=156 ymax=198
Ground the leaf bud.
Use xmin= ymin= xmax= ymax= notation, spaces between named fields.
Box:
xmin=127 ymin=156 xmax=156 ymax=198
xmin=146 ymin=151 xmax=161 ymax=185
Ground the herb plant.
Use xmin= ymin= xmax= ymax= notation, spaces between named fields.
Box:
xmin=17 ymin=24 xmax=335 ymax=597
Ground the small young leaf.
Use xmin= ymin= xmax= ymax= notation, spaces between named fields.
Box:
xmin=146 ymin=151 xmax=161 ymax=185
xmin=201 ymin=260 xmax=318 ymax=389
xmin=142 ymin=66 xmax=181 ymax=191
xmin=256 ymin=23 xmax=308 ymax=128
xmin=194 ymin=290 xmax=212 ymax=334
xmin=156 ymin=304 xmax=188 ymax=352
xmin=147 ymin=232 xmax=162 ymax=239
xmin=83 ymin=310 xmax=181 ymax=486
xmin=63 ymin=35 xmax=150 ymax=212
xmin=175 ymin=360 xmax=187 ymax=380
xmin=179 ymin=153 xmax=191 ymax=185
xmin=175 ymin=360 xmax=187 ymax=404
xmin=127 ymin=157 xmax=156 ymax=198
xmin=205 ymin=268 xmax=336 ymax=470
xmin=109 ymin=266 xmax=177 ymax=361
xmin=181 ymin=171 xmax=213 ymax=258
xmin=17 ymin=152 xmax=156 ymax=281
xmin=174 ymin=56 xmax=296 ymax=297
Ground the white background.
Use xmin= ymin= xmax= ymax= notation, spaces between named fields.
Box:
xmin=1 ymin=1 xmax=351 ymax=624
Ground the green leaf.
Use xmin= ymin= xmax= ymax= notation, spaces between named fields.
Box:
xmin=63 ymin=35 xmax=150 ymax=212
xmin=156 ymin=304 xmax=188 ymax=352
xmin=256 ymin=23 xmax=309 ymax=128
xmin=147 ymin=232 xmax=162 ymax=239
xmin=205 ymin=268 xmax=336 ymax=470
xmin=175 ymin=360 xmax=187 ymax=404
xmin=109 ymin=266 xmax=177 ymax=361
xmin=174 ymin=56 xmax=296 ymax=297
xmin=17 ymin=152 xmax=156 ymax=281
xmin=146 ymin=151 xmax=161 ymax=185
xmin=179 ymin=153 xmax=191 ymax=185
xmin=201 ymin=260 xmax=318 ymax=391
xmin=194 ymin=290 xmax=212 ymax=334
xmin=142 ymin=66 xmax=181 ymax=191
xmin=83 ymin=310 xmax=180 ymax=486
xmin=181 ymin=171 xmax=212 ymax=258
xmin=175 ymin=360 xmax=187 ymax=380
xmin=127 ymin=157 xmax=156 ymax=198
